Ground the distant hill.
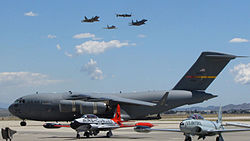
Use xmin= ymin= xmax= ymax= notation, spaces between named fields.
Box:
xmin=0 ymin=108 xmax=11 ymax=117
xmin=175 ymin=103 xmax=250 ymax=111
xmin=0 ymin=102 xmax=10 ymax=109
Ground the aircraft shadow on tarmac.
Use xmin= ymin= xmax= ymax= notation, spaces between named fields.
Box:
xmin=39 ymin=135 xmax=150 ymax=140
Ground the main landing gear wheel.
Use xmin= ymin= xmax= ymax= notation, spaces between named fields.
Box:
xmin=184 ymin=136 xmax=192 ymax=141
xmin=106 ymin=130 xmax=113 ymax=138
xmin=216 ymin=136 xmax=224 ymax=141
xmin=20 ymin=121 xmax=26 ymax=126
xmin=76 ymin=133 xmax=80 ymax=139
xmin=84 ymin=132 xmax=90 ymax=138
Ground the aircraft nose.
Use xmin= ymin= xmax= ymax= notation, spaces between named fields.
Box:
xmin=8 ymin=104 xmax=15 ymax=115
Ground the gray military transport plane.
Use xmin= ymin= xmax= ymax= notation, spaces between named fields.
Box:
xmin=8 ymin=52 xmax=240 ymax=126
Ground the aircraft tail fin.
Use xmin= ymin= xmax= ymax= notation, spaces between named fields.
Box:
xmin=84 ymin=16 xmax=87 ymax=20
xmin=112 ymin=104 xmax=122 ymax=124
xmin=173 ymin=52 xmax=238 ymax=91
xmin=217 ymin=106 xmax=222 ymax=124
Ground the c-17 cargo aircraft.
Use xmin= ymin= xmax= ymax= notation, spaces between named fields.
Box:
xmin=8 ymin=52 xmax=241 ymax=126
xmin=134 ymin=107 xmax=250 ymax=141
xmin=43 ymin=104 xmax=153 ymax=138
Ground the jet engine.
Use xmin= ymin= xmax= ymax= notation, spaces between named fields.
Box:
xmin=59 ymin=100 xmax=107 ymax=115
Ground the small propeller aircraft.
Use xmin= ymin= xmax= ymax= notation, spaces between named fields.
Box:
xmin=135 ymin=107 xmax=250 ymax=141
xmin=104 ymin=25 xmax=117 ymax=29
xmin=81 ymin=16 xmax=100 ymax=23
xmin=130 ymin=19 xmax=147 ymax=26
xmin=116 ymin=13 xmax=132 ymax=17
xmin=44 ymin=104 xmax=153 ymax=138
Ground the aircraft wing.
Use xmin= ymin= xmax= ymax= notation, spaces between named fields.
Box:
xmin=134 ymin=125 xmax=181 ymax=133
xmin=150 ymin=128 xmax=181 ymax=132
xmin=225 ymin=122 xmax=250 ymax=128
xmin=94 ymin=124 xmax=119 ymax=129
xmin=67 ymin=94 xmax=156 ymax=107
xmin=207 ymin=128 xmax=250 ymax=133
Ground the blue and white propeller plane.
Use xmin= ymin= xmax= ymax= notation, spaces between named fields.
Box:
xmin=134 ymin=107 xmax=250 ymax=141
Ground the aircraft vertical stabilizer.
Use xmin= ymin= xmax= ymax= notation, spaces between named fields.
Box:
xmin=112 ymin=104 xmax=121 ymax=124
xmin=217 ymin=106 xmax=222 ymax=124
xmin=173 ymin=52 xmax=237 ymax=91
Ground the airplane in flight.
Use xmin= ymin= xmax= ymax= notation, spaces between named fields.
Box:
xmin=43 ymin=104 xmax=153 ymax=138
xmin=81 ymin=16 xmax=99 ymax=23
xmin=134 ymin=107 xmax=250 ymax=141
xmin=116 ymin=13 xmax=132 ymax=17
xmin=9 ymin=52 xmax=241 ymax=126
xmin=130 ymin=19 xmax=147 ymax=26
xmin=104 ymin=25 xmax=117 ymax=29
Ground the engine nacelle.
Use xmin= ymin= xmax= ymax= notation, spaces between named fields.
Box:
xmin=89 ymin=124 xmax=99 ymax=130
xmin=59 ymin=100 xmax=107 ymax=115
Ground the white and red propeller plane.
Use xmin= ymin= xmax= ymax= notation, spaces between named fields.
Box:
xmin=43 ymin=104 xmax=153 ymax=138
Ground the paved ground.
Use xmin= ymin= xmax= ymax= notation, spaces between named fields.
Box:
xmin=1 ymin=120 xmax=250 ymax=141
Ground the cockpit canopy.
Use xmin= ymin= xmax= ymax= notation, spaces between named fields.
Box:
xmin=82 ymin=114 xmax=98 ymax=119
xmin=188 ymin=114 xmax=204 ymax=120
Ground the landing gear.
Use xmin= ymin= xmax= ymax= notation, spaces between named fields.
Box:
xmin=216 ymin=134 xmax=224 ymax=141
xmin=93 ymin=130 xmax=99 ymax=136
xmin=184 ymin=136 xmax=192 ymax=141
xmin=106 ymin=130 xmax=113 ymax=138
xmin=76 ymin=133 xmax=80 ymax=139
xmin=84 ymin=132 xmax=90 ymax=138
xmin=20 ymin=121 xmax=26 ymax=126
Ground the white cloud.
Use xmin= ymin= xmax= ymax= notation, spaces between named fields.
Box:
xmin=0 ymin=72 xmax=61 ymax=87
xmin=48 ymin=34 xmax=56 ymax=39
xmin=230 ymin=63 xmax=250 ymax=84
xmin=24 ymin=11 xmax=38 ymax=17
xmin=82 ymin=59 xmax=103 ymax=80
xmin=56 ymin=44 xmax=61 ymax=50
xmin=75 ymin=40 xmax=135 ymax=54
xmin=73 ymin=33 xmax=96 ymax=39
xmin=137 ymin=34 xmax=146 ymax=38
xmin=65 ymin=52 xmax=73 ymax=58
xmin=229 ymin=38 xmax=249 ymax=43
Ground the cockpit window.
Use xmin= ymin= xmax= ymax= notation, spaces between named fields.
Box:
xmin=82 ymin=114 xmax=98 ymax=119
xmin=188 ymin=114 xmax=204 ymax=120
xmin=14 ymin=98 xmax=25 ymax=104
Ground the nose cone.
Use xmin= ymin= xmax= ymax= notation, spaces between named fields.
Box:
xmin=8 ymin=104 xmax=15 ymax=115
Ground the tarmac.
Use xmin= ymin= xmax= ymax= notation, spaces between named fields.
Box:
xmin=1 ymin=120 xmax=250 ymax=141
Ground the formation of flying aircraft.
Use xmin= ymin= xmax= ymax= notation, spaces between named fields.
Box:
xmin=9 ymin=52 xmax=240 ymax=126
xmin=134 ymin=107 xmax=250 ymax=141
xmin=43 ymin=104 xmax=153 ymax=138
xmin=81 ymin=16 xmax=100 ymax=23
xmin=116 ymin=13 xmax=132 ymax=17
xmin=104 ymin=25 xmax=117 ymax=29
xmin=130 ymin=19 xmax=147 ymax=26
xmin=81 ymin=14 xmax=147 ymax=28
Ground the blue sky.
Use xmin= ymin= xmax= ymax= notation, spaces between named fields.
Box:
xmin=0 ymin=0 xmax=249 ymax=107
